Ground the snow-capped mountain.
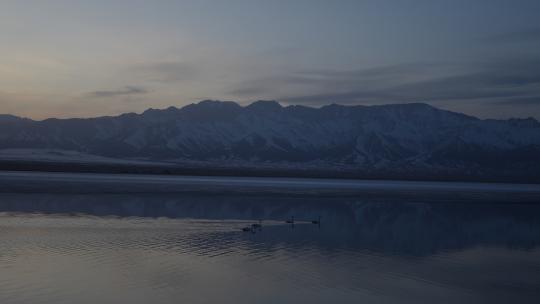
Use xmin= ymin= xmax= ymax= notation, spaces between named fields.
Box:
xmin=1 ymin=100 xmax=540 ymax=181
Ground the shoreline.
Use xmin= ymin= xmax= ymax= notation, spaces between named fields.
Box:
xmin=1 ymin=159 xmax=539 ymax=185
xmin=1 ymin=170 xmax=540 ymax=202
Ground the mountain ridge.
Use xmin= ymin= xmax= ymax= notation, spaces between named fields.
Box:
xmin=1 ymin=100 xmax=539 ymax=182
xmin=1 ymin=101 xmax=538 ymax=123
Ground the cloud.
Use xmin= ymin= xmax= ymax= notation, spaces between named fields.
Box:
xmin=86 ymin=86 xmax=148 ymax=98
xmin=492 ymin=96 xmax=540 ymax=106
xmin=294 ymin=63 xmax=440 ymax=80
xmin=228 ymin=86 xmax=268 ymax=97
xmin=225 ymin=56 xmax=540 ymax=110
xmin=126 ymin=62 xmax=198 ymax=83
xmin=227 ymin=63 xmax=444 ymax=100
xmin=280 ymin=72 xmax=540 ymax=106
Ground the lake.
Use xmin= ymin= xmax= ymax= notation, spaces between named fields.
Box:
xmin=1 ymin=188 xmax=540 ymax=303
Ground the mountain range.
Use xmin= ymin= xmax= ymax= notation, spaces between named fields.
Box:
xmin=1 ymin=100 xmax=540 ymax=182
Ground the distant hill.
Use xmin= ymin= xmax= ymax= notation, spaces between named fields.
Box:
xmin=1 ymin=100 xmax=540 ymax=182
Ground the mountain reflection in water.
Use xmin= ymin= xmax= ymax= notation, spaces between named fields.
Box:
xmin=1 ymin=193 xmax=539 ymax=304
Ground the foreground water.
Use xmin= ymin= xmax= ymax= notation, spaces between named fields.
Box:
xmin=1 ymin=193 xmax=540 ymax=303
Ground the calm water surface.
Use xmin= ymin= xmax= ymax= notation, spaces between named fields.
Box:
xmin=1 ymin=193 xmax=540 ymax=303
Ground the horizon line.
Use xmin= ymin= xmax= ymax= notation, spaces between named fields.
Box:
xmin=1 ymin=100 xmax=537 ymax=122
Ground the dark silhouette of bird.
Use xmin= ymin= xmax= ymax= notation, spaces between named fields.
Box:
xmin=251 ymin=220 xmax=262 ymax=229
xmin=312 ymin=216 xmax=321 ymax=225
xmin=285 ymin=216 xmax=295 ymax=224
xmin=241 ymin=227 xmax=252 ymax=232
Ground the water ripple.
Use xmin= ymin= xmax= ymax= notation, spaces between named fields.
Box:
xmin=1 ymin=202 xmax=540 ymax=304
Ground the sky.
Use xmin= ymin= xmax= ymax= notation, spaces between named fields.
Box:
xmin=1 ymin=0 xmax=540 ymax=120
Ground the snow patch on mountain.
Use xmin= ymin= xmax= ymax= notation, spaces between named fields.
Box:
xmin=0 ymin=100 xmax=539 ymax=180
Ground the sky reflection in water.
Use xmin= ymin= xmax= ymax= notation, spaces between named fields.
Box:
xmin=1 ymin=193 xmax=539 ymax=304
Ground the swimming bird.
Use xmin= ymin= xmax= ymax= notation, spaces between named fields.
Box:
xmin=241 ymin=227 xmax=252 ymax=232
xmin=251 ymin=220 xmax=262 ymax=229
xmin=285 ymin=216 xmax=295 ymax=224
xmin=312 ymin=216 xmax=321 ymax=225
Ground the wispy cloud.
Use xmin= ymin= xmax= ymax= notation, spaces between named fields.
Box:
xmin=227 ymin=56 xmax=540 ymax=111
xmin=227 ymin=63 xmax=440 ymax=99
xmin=228 ymin=86 xmax=268 ymax=97
xmin=126 ymin=62 xmax=198 ymax=83
xmin=86 ymin=86 xmax=148 ymax=98
xmin=492 ymin=96 xmax=540 ymax=106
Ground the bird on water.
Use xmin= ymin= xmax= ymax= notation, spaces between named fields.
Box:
xmin=286 ymin=216 xmax=294 ymax=224
xmin=251 ymin=219 xmax=262 ymax=229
